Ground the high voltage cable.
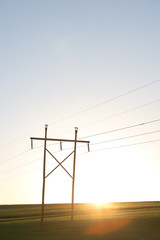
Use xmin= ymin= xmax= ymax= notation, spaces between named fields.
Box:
xmin=90 ymin=138 xmax=160 ymax=152
xmin=90 ymin=129 xmax=160 ymax=146
xmin=1 ymin=137 xmax=160 ymax=181
xmin=48 ymin=78 xmax=160 ymax=127
xmin=60 ymin=129 xmax=160 ymax=151
xmin=0 ymin=78 xmax=159 ymax=150
xmin=1 ymin=117 xmax=160 ymax=168
xmin=57 ymin=98 xmax=160 ymax=138
xmin=0 ymin=149 xmax=31 ymax=165
xmin=74 ymin=138 xmax=160 ymax=157
xmin=0 ymin=157 xmax=42 ymax=175
xmin=81 ymin=118 xmax=160 ymax=139
xmin=0 ymin=150 xmax=61 ymax=178
xmin=0 ymin=127 xmax=44 ymax=151
xmin=79 ymin=98 xmax=160 ymax=129
xmin=1 ymin=118 xmax=160 ymax=166
xmin=0 ymin=142 xmax=59 ymax=166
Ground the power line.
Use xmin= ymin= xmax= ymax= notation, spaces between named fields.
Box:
xmin=1 ymin=117 xmax=160 ymax=167
xmin=0 ymin=78 xmax=159 ymax=151
xmin=90 ymin=138 xmax=160 ymax=152
xmin=0 ymin=149 xmax=31 ymax=165
xmin=0 ymin=157 xmax=42 ymax=175
xmin=90 ymin=129 xmax=160 ymax=146
xmin=0 ymin=127 xmax=44 ymax=151
xmin=79 ymin=98 xmax=160 ymax=129
xmin=77 ymin=138 xmax=160 ymax=156
xmin=1 ymin=135 xmax=160 ymax=180
xmin=62 ymin=128 xmax=160 ymax=152
xmin=81 ymin=118 xmax=160 ymax=139
xmin=0 ymin=141 xmax=60 ymax=166
xmin=48 ymin=78 xmax=160 ymax=127
xmin=1 ymin=117 xmax=160 ymax=178
xmin=54 ymin=128 xmax=160 ymax=153
xmin=31 ymin=118 xmax=160 ymax=152
xmin=0 ymin=148 xmax=62 ymax=176
xmin=0 ymin=166 xmax=41 ymax=181
xmin=47 ymin=98 xmax=160 ymax=139
xmin=56 ymin=98 xmax=160 ymax=138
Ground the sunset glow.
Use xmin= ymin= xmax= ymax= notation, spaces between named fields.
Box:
xmin=0 ymin=0 xmax=160 ymax=205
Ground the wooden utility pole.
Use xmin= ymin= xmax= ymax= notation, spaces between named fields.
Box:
xmin=40 ymin=124 xmax=48 ymax=232
xmin=71 ymin=127 xmax=78 ymax=222
xmin=30 ymin=125 xmax=90 ymax=232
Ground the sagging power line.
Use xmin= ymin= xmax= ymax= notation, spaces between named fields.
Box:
xmin=0 ymin=149 xmax=31 ymax=165
xmin=79 ymin=98 xmax=160 ymax=129
xmin=90 ymin=138 xmax=160 ymax=152
xmin=81 ymin=118 xmax=160 ymax=139
xmin=90 ymin=129 xmax=160 ymax=146
xmin=0 ymin=78 xmax=159 ymax=151
xmin=48 ymin=78 xmax=160 ymax=127
xmin=1 ymin=117 xmax=160 ymax=167
xmin=1 ymin=127 xmax=160 ymax=176
xmin=1 ymin=135 xmax=160 ymax=181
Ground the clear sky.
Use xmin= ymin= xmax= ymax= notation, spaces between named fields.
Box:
xmin=0 ymin=0 xmax=160 ymax=204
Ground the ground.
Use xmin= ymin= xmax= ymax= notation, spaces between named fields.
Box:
xmin=0 ymin=202 xmax=160 ymax=240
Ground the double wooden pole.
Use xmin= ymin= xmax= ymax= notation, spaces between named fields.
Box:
xmin=31 ymin=126 xmax=90 ymax=232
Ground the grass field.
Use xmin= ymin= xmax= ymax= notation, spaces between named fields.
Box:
xmin=0 ymin=202 xmax=160 ymax=240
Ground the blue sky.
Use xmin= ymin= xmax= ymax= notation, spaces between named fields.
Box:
xmin=0 ymin=0 xmax=160 ymax=204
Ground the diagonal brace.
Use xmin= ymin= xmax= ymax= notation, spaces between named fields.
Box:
xmin=45 ymin=150 xmax=74 ymax=179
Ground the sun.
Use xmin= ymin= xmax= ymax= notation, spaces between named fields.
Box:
xmin=93 ymin=201 xmax=112 ymax=209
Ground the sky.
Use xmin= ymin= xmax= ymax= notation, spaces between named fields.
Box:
xmin=0 ymin=0 xmax=160 ymax=204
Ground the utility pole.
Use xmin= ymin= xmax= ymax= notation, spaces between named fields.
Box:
xmin=30 ymin=125 xmax=90 ymax=232
xmin=41 ymin=124 xmax=48 ymax=232
xmin=71 ymin=127 xmax=78 ymax=222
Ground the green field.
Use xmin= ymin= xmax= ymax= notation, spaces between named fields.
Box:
xmin=0 ymin=202 xmax=160 ymax=240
